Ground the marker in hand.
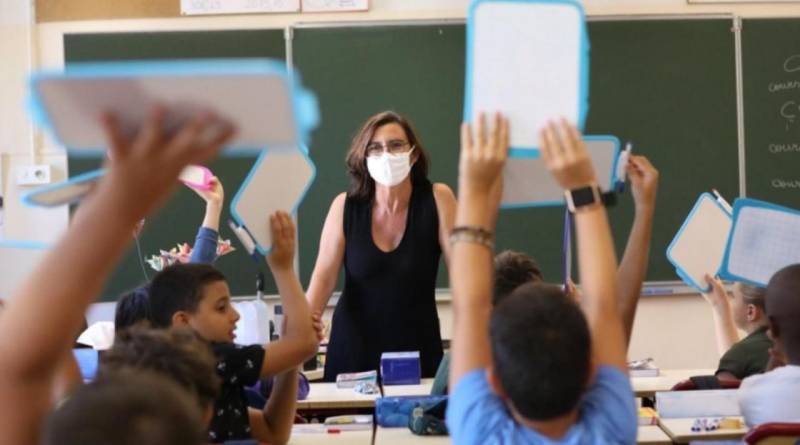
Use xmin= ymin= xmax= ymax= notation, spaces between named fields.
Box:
xmin=711 ymin=188 xmax=733 ymax=214
xmin=616 ymin=142 xmax=633 ymax=193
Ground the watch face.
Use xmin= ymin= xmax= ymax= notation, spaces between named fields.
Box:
xmin=572 ymin=186 xmax=597 ymax=207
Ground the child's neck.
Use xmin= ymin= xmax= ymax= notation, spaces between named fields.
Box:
xmin=513 ymin=408 xmax=579 ymax=440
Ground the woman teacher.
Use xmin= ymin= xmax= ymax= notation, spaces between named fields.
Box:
xmin=307 ymin=111 xmax=456 ymax=382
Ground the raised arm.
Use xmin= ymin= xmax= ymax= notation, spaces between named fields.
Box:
xmin=0 ymin=108 xmax=234 ymax=444
xmin=703 ymin=274 xmax=740 ymax=356
xmin=616 ymin=155 xmax=658 ymax=346
xmin=306 ymin=193 xmax=346 ymax=317
xmin=189 ymin=176 xmax=224 ymax=264
xmin=449 ymin=113 xmax=510 ymax=389
xmin=261 ymin=211 xmax=319 ymax=378
xmin=540 ymin=119 xmax=626 ymax=372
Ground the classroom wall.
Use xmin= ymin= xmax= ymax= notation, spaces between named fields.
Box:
xmin=1 ymin=0 xmax=796 ymax=366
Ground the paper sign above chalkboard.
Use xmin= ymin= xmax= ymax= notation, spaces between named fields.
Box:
xmin=180 ymin=0 xmax=300 ymax=15
xmin=301 ymin=0 xmax=369 ymax=12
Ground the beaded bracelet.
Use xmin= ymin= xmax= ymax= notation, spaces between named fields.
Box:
xmin=449 ymin=225 xmax=494 ymax=250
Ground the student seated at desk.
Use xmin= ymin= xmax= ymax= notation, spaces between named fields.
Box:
xmin=46 ymin=327 xmax=220 ymax=444
xmin=446 ymin=116 xmax=636 ymax=444
xmin=147 ymin=212 xmax=318 ymax=444
xmin=702 ymin=276 xmax=772 ymax=381
xmin=738 ymin=264 xmax=800 ymax=426
xmin=431 ymin=152 xmax=658 ymax=396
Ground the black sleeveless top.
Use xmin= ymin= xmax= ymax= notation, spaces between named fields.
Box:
xmin=323 ymin=179 xmax=444 ymax=382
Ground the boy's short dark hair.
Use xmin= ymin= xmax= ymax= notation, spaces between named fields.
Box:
xmin=489 ymin=282 xmax=591 ymax=420
xmin=114 ymin=284 xmax=151 ymax=331
xmin=493 ymin=250 xmax=544 ymax=305
xmin=43 ymin=370 xmax=206 ymax=445
xmin=102 ymin=326 xmax=221 ymax=408
xmin=148 ymin=264 xmax=227 ymax=328
xmin=767 ymin=264 xmax=800 ymax=356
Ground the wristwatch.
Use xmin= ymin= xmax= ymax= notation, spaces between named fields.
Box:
xmin=565 ymin=184 xmax=616 ymax=213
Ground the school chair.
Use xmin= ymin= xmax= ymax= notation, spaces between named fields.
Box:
xmin=671 ymin=375 xmax=742 ymax=391
xmin=744 ymin=422 xmax=800 ymax=445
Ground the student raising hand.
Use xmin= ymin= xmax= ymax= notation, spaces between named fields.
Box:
xmin=266 ymin=211 xmax=297 ymax=272
xmin=0 ymin=107 xmax=235 ymax=445
xmin=98 ymin=108 xmax=236 ymax=221
xmin=627 ymin=155 xmax=658 ymax=212
xmin=189 ymin=176 xmax=225 ymax=232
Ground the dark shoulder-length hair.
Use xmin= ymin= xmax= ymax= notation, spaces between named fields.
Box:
xmin=345 ymin=111 xmax=430 ymax=201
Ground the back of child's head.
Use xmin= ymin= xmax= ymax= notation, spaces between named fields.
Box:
xmin=738 ymin=283 xmax=767 ymax=311
xmin=767 ymin=264 xmax=800 ymax=361
xmin=43 ymin=370 xmax=206 ymax=445
xmin=489 ymin=282 xmax=591 ymax=421
xmin=114 ymin=284 xmax=151 ymax=331
xmin=148 ymin=263 xmax=227 ymax=328
xmin=101 ymin=325 xmax=220 ymax=410
xmin=493 ymin=250 xmax=544 ymax=305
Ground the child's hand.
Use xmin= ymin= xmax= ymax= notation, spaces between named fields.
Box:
xmin=458 ymin=112 xmax=510 ymax=197
xmin=190 ymin=176 xmax=224 ymax=207
xmin=99 ymin=107 xmax=235 ymax=222
xmin=627 ymin=155 xmax=659 ymax=212
xmin=311 ymin=311 xmax=325 ymax=342
xmin=702 ymin=274 xmax=730 ymax=309
xmin=266 ymin=211 xmax=296 ymax=271
xmin=539 ymin=119 xmax=597 ymax=190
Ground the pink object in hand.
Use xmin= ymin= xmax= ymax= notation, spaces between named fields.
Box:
xmin=179 ymin=165 xmax=214 ymax=191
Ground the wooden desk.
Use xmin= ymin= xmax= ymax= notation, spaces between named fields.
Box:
xmin=376 ymin=424 xmax=676 ymax=445
xmin=374 ymin=427 xmax=451 ymax=445
xmin=289 ymin=424 xmax=372 ymax=445
xmin=296 ymin=382 xmax=379 ymax=410
xmin=658 ymin=417 xmax=747 ymax=444
xmin=382 ymin=378 xmax=435 ymax=397
xmin=632 ymin=369 xmax=715 ymax=397
xmin=637 ymin=425 xmax=672 ymax=445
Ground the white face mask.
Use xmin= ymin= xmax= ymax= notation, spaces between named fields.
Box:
xmin=366 ymin=147 xmax=414 ymax=187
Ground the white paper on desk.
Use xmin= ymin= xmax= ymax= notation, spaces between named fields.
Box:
xmin=723 ymin=201 xmax=800 ymax=286
xmin=466 ymin=0 xmax=588 ymax=154
xmin=501 ymin=136 xmax=618 ymax=208
xmin=656 ymin=390 xmax=741 ymax=419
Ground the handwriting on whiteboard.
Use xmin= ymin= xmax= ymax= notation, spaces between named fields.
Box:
xmin=181 ymin=0 xmax=300 ymax=15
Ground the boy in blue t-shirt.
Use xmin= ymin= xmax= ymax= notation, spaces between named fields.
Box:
xmin=447 ymin=115 xmax=637 ymax=445
xmin=148 ymin=212 xmax=319 ymax=444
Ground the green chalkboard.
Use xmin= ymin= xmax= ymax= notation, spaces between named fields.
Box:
xmin=293 ymin=18 xmax=740 ymax=288
xmin=64 ymin=30 xmax=285 ymax=300
xmin=742 ymin=18 xmax=800 ymax=210
xmin=64 ymin=18 xmax=741 ymax=297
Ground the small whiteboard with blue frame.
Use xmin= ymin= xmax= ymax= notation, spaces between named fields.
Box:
xmin=501 ymin=135 xmax=618 ymax=208
xmin=666 ymin=193 xmax=732 ymax=292
xmin=229 ymin=146 xmax=316 ymax=255
xmin=464 ymin=0 xmax=589 ymax=158
xmin=719 ymin=198 xmax=800 ymax=287
xmin=28 ymin=59 xmax=319 ymax=156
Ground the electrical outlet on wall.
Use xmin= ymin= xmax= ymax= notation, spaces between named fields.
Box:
xmin=16 ymin=165 xmax=52 ymax=186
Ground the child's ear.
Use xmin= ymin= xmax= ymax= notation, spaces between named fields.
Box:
xmin=486 ymin=364 xmax=507 ymax=399
xmin=747 ymin=304 xmax=761 ymax=322
xmin=171 ymin=311 xmax=191 ymax=327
